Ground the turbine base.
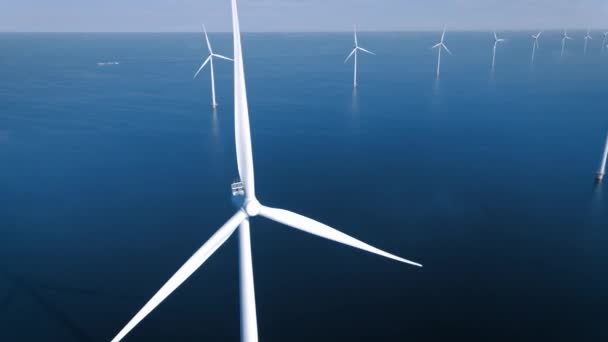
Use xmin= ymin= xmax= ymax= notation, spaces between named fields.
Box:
xmin=231 ymin=181 xmax=246 ymax=208
xmin=596 ymin=173 xmax=605 ymax=183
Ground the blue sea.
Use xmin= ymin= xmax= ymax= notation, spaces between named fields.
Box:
xmin=1 ymin=32 xmax=607 ymax=341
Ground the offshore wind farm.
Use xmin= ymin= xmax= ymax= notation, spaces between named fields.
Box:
xmin=1 ymin=1 xmax=608 ymax=342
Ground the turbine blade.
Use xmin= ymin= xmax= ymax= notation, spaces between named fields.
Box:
xmin=441 ymin=26 xmax=446 ymax=42
xmin=354 ymin=25 xmax=358 ymax=47
xmin=193 ymin=56 xmax=211 ymax=79
xmin=357 ymin=47 xmax=375 ymax=55
xmin=214 ymin=54 xmax=234 ymax=62
xmin=259 ymin=205 xmax=422 ymax=268
xmin=494 ymin=31 xmax=498 ymax=40
xmin=203 ymin=24 xmax=213 ymax=53
xmin=431 ymin=43 xmax=442 ymax=49
xmin=344 ymin=48 xmax=356 ymax=63
xmin=232 ymin=0 xmax=256 ymax=199
xmin=442 ymin=44 xmax=452 ymax=55
xmin=110 ymin=210 xmax=247 ymax=342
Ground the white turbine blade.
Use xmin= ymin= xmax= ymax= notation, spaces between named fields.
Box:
xmin=442 ymin=43 xmax=452 ymax=55
xmin=494 ymin=31 xmax=498 ymax=40
xmin=259 ymin=205 xmax=423 ymax=268
xmin=441 ymin=26 xmax=446 ymax=42
xmin=111 ymin=210 xmax=247 ymax=342
xmin=497 ymin=39 xmax=505 ymax=43
xmin=203 ymin=24 xmax=213 ymax=54
xmin=357 ymin=46 xmax=375 ymax=55
xmin=344 ymin=48 xmax=356 ymax=63
xmin=232 ymin=0 xmax=256 ymax=199
xmin=214 ymin=54 xmax=234 ymax=62
xmin=599 ymin=133 xmax=608 ymax=176
xmin=432 ymin=43 xmax=442 ymax=49
xmin=193 ymin=55 xmax=211 ymax=79
xmin=354 ymin=25 xmax=358 ymax=47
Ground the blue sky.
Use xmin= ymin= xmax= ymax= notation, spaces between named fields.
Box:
xmin=2 ymin=0 xmax=607 ymax=32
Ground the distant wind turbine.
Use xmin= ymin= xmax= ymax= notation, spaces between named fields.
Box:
xmin=584 ymin=29 xmax=593 ymax=55
xmin=432 ymin=26 xmax=452 ymax=78
xmin=531 ymin=31 xmax=542 ymax=64
xmin=561 ymin=29 xmax=573 ymax=57
xmin=345 ymin=25 xmax=375 ymax=88
xmin=597 ymin=132 xmax=608 ymax=182
xmin=194 ymin=24 xmax=233 ymax=109
xmin=109 ymin=2 xmax=422 ymax=342
xmin=491 ymin=31 xmax=505 ymax=70
xmin=602 ymin=32 xmax=608 ymax=53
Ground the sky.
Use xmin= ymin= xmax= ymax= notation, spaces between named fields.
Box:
xmin=1 ymin=0 xmax=608 ymax=32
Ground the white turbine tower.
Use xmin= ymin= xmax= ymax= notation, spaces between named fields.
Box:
xmin=531 ymin=31 xmax=542 ymax=64
xmin=584 ymin=29 xmax=593 ymax=55
xmin=194 ymin=24 xmax=233 ymax=109
xmin=109 ymin=1 xmax=422 ymax=342
xmin=561 ymin=29 xmax=573 ymax=57
xmin=491 ymin=31 xmax=505 ymax=70
xmin=344 ymin=25 xmax=375 ymax=88
xmin=597 ymin=132 xmax=608 ymax=182
xmin=432 ymin=26 xmax=452 ymax=78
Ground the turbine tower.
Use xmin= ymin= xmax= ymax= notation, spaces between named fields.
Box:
xmin=345 ymin=25 xmax=375 ymax=88
xmin=584 ymin=29 xmax=593 ymax=55
xmin=194 ymin=24 xmax=233 ymax=109
xmin=432 ymin=26 xmax=452 ymax=78
xmin=109 ymin=1 xmax=422 ymax=341
xmin=491 ymin=31 xmax=505 ymax=70
xmin=597 ymin=132 xmax=608 ymax=182
xmin=561 ymin=29 xmax=573 ymax=57
xmin=531 ymin=31 xmax=542 ymax=64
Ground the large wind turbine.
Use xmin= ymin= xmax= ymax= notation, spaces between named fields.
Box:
xmin=194 ymin=24 xmax=233 ymax=109
xmin=597 ymin=132 xmax=608 ymax=182
xmin=491 ymin=31 xmax=505 ymax=70
xmin=344 ymin=25 xmax=375 ymax=88
xmin=432 ymin=26 xmax=452 ymax=78
xmin=109 ymin=1 xmax=422 ymax=341
xmin=584 ymin=29 xmax=593 ymax=55
xmin=561 ymin=29 xmax=573 ymax=57
xmin=531 ymin=31 xmax=542 ymax=64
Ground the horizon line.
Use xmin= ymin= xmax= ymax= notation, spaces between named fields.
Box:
xmin=1 ymin=28 xmax=605 ymax=34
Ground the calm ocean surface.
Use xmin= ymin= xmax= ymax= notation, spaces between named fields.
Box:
xmin=0 ymin=32 xmax=607 ymax=341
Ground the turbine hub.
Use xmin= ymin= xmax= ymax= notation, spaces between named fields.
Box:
xmin=244 ymin=199 xmax=261 ymax=217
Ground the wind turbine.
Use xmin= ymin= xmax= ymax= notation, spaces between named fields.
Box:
xmin=194 ymin=24 xmax=233 ymax=109
xmin=431 ymin=26 xmax=452 ymax=78
xmin=344 ymin=25 xmax=375 ymax=88
xmin=596 ymin=132 xmax=608 ymax=182
xmin=602 ymin=32 xmax=608 ymax=53
xmin=561 ymin=29 xmax=573 ymax=57
xmin=584 ymin=29 xmax=593 ymax=55
xmin=109 ymin=1 xmax=422 ymax=341
xmin=491 ymin=31 xmax=505 ymax=70
xmin=531 ymin=31 xmax=542 ymax=64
